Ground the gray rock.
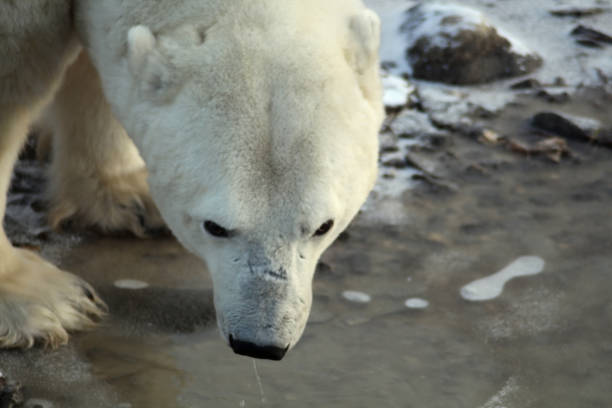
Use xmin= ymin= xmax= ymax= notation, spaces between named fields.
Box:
xmin=532 ymin=112 xmax=590 ymax=140
xmin=531 ymin=112 xmax=612 ymax=147
xmin=510 ymin=78 xmax=542 ymax=90
xmin=0 ymin=373 xmax=23 ymax=408
xmin=401 ymin=3 xmax=542 ymax=85
xmin=535 ymin=90 xmax=570 ymax=104
xmin=382 ymin=158 xmax=408 ymax=169
xmin=379 ymin=131 xmax=399 ymax=153
xmin=571 ymin=25 xmax=612 ymax=48
xmin=550 ymin=7 xmax=607 ymax=18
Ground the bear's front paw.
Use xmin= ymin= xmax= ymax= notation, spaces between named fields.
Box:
xmin=48 ymin=169 xmax=168 ymax=238
xmin=0 ymin=249 xmax=107 ymax=349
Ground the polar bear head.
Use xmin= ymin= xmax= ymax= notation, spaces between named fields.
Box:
xmin=115 ymin=2 xmax=382 ymax=360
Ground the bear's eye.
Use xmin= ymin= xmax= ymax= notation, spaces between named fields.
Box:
xmin=204 ymin=220 xmax=230 ymax=238
xmin=313 ymin=220 xmax=334 ymax=237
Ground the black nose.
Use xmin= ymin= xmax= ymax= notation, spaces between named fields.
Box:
xmin=229 ymin=335 xmax=289 ymax=361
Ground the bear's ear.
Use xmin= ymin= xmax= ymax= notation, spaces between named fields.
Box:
xmin=127 ymin=25 xmax=175 ymax=101
xmin=346 ymin=9 xmax=381 ymax=74
xmin=127 ymin=25 xmax=156 ymax=73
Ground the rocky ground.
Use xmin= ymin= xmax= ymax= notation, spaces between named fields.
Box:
xmin=1 ymin=1 xmax=612 ymax=407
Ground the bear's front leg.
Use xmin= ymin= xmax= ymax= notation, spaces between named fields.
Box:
xmin=46 ymin=51 xmax=166 ymax=237
xmin=0 ymin=106 xmax=106 ymax=349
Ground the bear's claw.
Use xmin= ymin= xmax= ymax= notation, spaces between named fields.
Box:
xmin=0 ymin=249 xmax=107 ymax=349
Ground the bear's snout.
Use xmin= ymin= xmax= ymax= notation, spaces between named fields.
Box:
xmin=219 ymin=272 xmax=309 ymax=360
xmin=229 ymin=334 xmax=289 ymax=361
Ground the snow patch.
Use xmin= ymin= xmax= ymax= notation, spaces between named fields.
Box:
xmin=404 ymin=298 xmax=429 ymax=309
xmin=342 ymin=290 xmax=372 ymax=303
xmin=370 ymin=0 xmax=417 ymax=75
xmin=114 ymin=279 xmax=150 ymax=290
xmin=418 ymin=83 xmax=516 ymax=127
xmin=461 ymin=256 xmax=545 ymax=301
xmin=382 ymin=74 xmax=415 ymax=108
xmin=402 ymin=3 xmax=486 ymax=50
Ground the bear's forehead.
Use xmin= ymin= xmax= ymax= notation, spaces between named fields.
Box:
xmin=184 ymin=54 xmax=349 ymax=186
xmin=159 ymin=0 xmax=374 ymax=221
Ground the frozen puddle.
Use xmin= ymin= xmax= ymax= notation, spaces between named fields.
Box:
xmin=404 ymin=298 xmax=429 ymax=309
xmin=114 ymin=279 xmax=150 ymax=290
xmin=342 ymin=290 xmax=372 ymax=304
xmin=461 ymin=256 xmax=545 ymax=301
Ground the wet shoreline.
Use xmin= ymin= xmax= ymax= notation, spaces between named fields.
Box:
xmin=3 ymin=88 xmax=612 ymax=407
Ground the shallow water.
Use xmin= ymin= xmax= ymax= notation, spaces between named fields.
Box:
xmin=4 ymin=125 xmax=612 ymax=407
xmin=2 ymin=1 xmax=612 ymax=407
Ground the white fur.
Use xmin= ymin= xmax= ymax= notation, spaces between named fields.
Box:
xmin=127 ymin=25 xmax=156 ymax=73
xmin=1 ymin=0 xmax=382 ymax=352
xmin=46 ymin=51 xmax=165 ymax=236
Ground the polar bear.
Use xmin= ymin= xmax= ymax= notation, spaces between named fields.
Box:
xmin=0 ymin=0 xmax=383 ymax=359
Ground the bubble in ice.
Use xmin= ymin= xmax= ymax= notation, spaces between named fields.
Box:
xmin=404 ymin=298 xmax=429 ymax=309
xmin=342 ymin=290 xmax=372 ymax=304
xmin=460 ymin=256 xmax=545 ymax=301
xmin=114 ymin=279 xmax=149 ymax=290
